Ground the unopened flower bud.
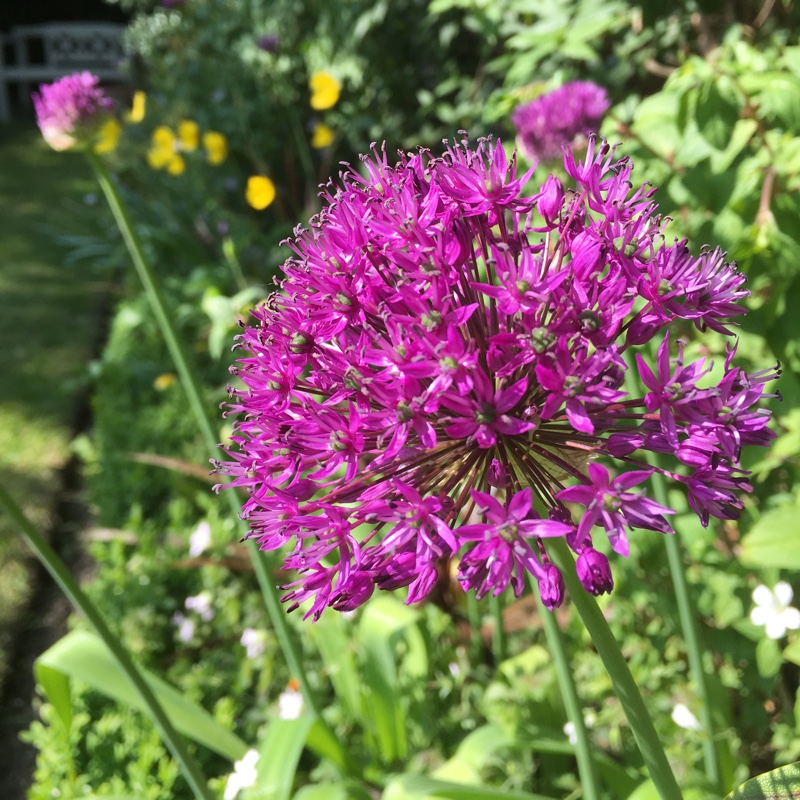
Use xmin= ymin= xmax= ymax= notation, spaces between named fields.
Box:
xmin=487 ymin=458 xmax=507 ymax=488
xmin=576 ymin=547 xmax=614 ymax=595
xmin=537 ymin=175 xmax=564 ymax=225
xmin=538 ymin=563 xmax=565 ymax=610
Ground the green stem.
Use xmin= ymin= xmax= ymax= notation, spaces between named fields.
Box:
xmin=285 ymin=105 xmax=316 ymax=196
xmin=466 ymin=592 xmax=482 ymax=661
xmin=627 ymin=361 xmax=721 ymax=790
xmin=547 ymin=538 xmax=682 ymax=800
xmin=87 ymin=152 xmax=328 ymax=729
xmin=537 ymin=589 xmax=601 ymax=800
xmin=0 ymin=483 xmax=215 ymax=800
xmin=222 ymin=237 xmax=249 ymax=293
xmin=489 ymin=593 xmax=506 ymax=663
xmin=652 ymin=470 xmax=722 ymax=790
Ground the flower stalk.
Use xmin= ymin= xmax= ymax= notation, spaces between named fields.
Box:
xmin=536 ymin=586 xmax=601 ymax=800
xmin=0 ymin=482 xmax=216 ymax=800
xmin=628 ymin=359 xmax=722 ymax=791
xmin=652 ymin=468 xmax=723 ymax=791
xmin=547 ymin=537 xmax=682 ymax=800
xmin=86 ymin=151 xmax=328 ymax=730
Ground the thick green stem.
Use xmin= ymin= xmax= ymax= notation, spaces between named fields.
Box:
xmin=0 ymin=483 xmax=215 ymax=800
xmin=536 ymin=589 xmax=601 ymax=800
xmin=466 ymin=591 xmax=483 ymax=661
xmin=651 ymin=470 xmax=722 ymax=791
xmin=489 ymin=593 xmax=506 ymax=663
xmin=87 ymin=152 xmax=326 ymax=727
xmin=547 ymin=538 xmax=682 ymax=800
xmin=627 ymin=362 xmax=721 ymax=790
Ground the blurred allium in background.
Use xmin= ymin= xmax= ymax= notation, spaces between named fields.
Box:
xmin=32 ymin=72 xmax=114 ymax=152
xmin=512 ymin=81 xmax=610 ymax=162
xmin=217 ymin=135 xmax=776 ymax=619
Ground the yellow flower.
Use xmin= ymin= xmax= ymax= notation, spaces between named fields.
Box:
xmin=178 ymin=119 xmax=200 ymax=151
xmin=167 ymin=153 xmax=186 ymax=175
xmin=246 ymin=175 xmax=276 ymax=210
xmin=147 ymin=145 xmax=171 ymax=169
xmin=309 ymin=71 xmax=340 ymax=110
xmin=127 ymin=91 xmax=146 ymax=123
xmin=153 ymin=372 xmax=177 ymax=390
xmin=152 ymin=125 xmax=176 ymax=149
xmin=203 ymin=131 xmax=228 ymax=165
xmin=94 ymin=118 xmax=122 ymax=154
xmin=310 ymin=122 xmax=335 ymax=149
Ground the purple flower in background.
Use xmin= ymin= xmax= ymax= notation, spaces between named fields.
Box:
xmin=33 ymin=72 xmax=113 ymax=151
xmin=256 ymin=34 xmax=280 ymax=53
xmin=512 ymin=81 xmax=610 ymax=162
xmin=217 ymin=135 xmax=776 ymax=619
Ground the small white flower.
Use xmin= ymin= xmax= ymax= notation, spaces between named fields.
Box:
xmin=240 ymin=628 xmax=267 ymax=659
xmin=563 ymin=721 xmax=577 ymax=745
xmin=171 ymin=612 xmax=195 ymax=643
xmin=750 ymin=582 xmax=800 ymax=640
xmin=223 ymin=749 xmax=259 ymax=800
xmin=189 ymin=520 xmax=212 ymax=557
xmin=448 ymin=662 xmax=461 ymax=679
xmin=278 ymin=684 xmax=304 ymax=720
xmin=671 ymin=703 xmax=703 ymax=731
xmin=563 ymin=712 xmax=594 ymax=746
xmin=185 ymin=591 xmax=214 ymax=621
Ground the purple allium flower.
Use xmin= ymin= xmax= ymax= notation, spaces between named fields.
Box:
xmin=33 ymin=72 xmax=114 ymax=151
xmin=256 ymin=34 xmax=280 ymax=53
xmin=512 ymin=81 xmax=610 ymax=162
xmin=216 ymin=135 xmax=776 ymax=620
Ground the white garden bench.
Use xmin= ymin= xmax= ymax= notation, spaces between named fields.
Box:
xmin=0 ymin=22 xmax=127 ymax=122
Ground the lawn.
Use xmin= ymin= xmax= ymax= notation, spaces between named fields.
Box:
xmin=0 ymin=121 xmax=105 ymax=693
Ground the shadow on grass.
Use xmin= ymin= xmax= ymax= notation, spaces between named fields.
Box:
xmin=0 ymin=122 xmax=107 ymax=693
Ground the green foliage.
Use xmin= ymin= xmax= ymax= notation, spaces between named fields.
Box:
xmin=725 ymin=760 xmax=800 ymax=799
xmin=19 ymin=0 xmax=800 ymax=798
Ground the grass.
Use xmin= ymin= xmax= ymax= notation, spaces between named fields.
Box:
xmin=0 ymin=121 xmax=105 ymax=692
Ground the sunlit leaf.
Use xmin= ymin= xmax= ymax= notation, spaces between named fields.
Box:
xmin=36 ymin=630 xmax=247 ymax=762
xmin=724 ymin=761 xmax=800 ymax=798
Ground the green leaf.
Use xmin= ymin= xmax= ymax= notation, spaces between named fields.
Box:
xmin=739 ymin=506 xmax=800 ymax=568
xmin=631 ymin=92 xmax=682 ymax=160
xmin=432 ymin=725 xmax=510 ymax=784
xmin=244 ymin=716 xmax=315 ymax=800
xmin=36 ymin=630 xmax=247 ymax=762
xmin=292 ymin=784 xmax=371 ymax=800
xmin=291 ymin=787 xmax=348 ymax=800
xmin=34 ymin=662 xmax=72 ymax=732
xmin=709 ymin=118 xmax=758 ymax=173
xmin=305 ymin=718 xmax=351 ymax=773
xmin=383 ymin=774 xmax=557 ymax=800
xmin=783 ymin=638 xmax=800 ymax=668
xmin=356 ymin=596 xmax=426 ymax=763
xmin=695 ymin=79 xmax=741 ymax=151
xmin=309 ymin=614 xmax=363 ymax=722
xmin=756 ymin=636 xmax=783 ymax=679
xmin=724 ymin=761 xmax=800 ymax=798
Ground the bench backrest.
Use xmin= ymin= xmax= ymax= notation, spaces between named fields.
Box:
xmin=11 ymin=23 xmax=126 ymax=72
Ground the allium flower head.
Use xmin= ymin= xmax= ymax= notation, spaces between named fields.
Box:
xmin=512 ymin=81 xmax=610 ymax=162
xmin=33 ymin=72 xmax=114 ymax=152
xmin=217 ymin=135 xmax=776 ymax=619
